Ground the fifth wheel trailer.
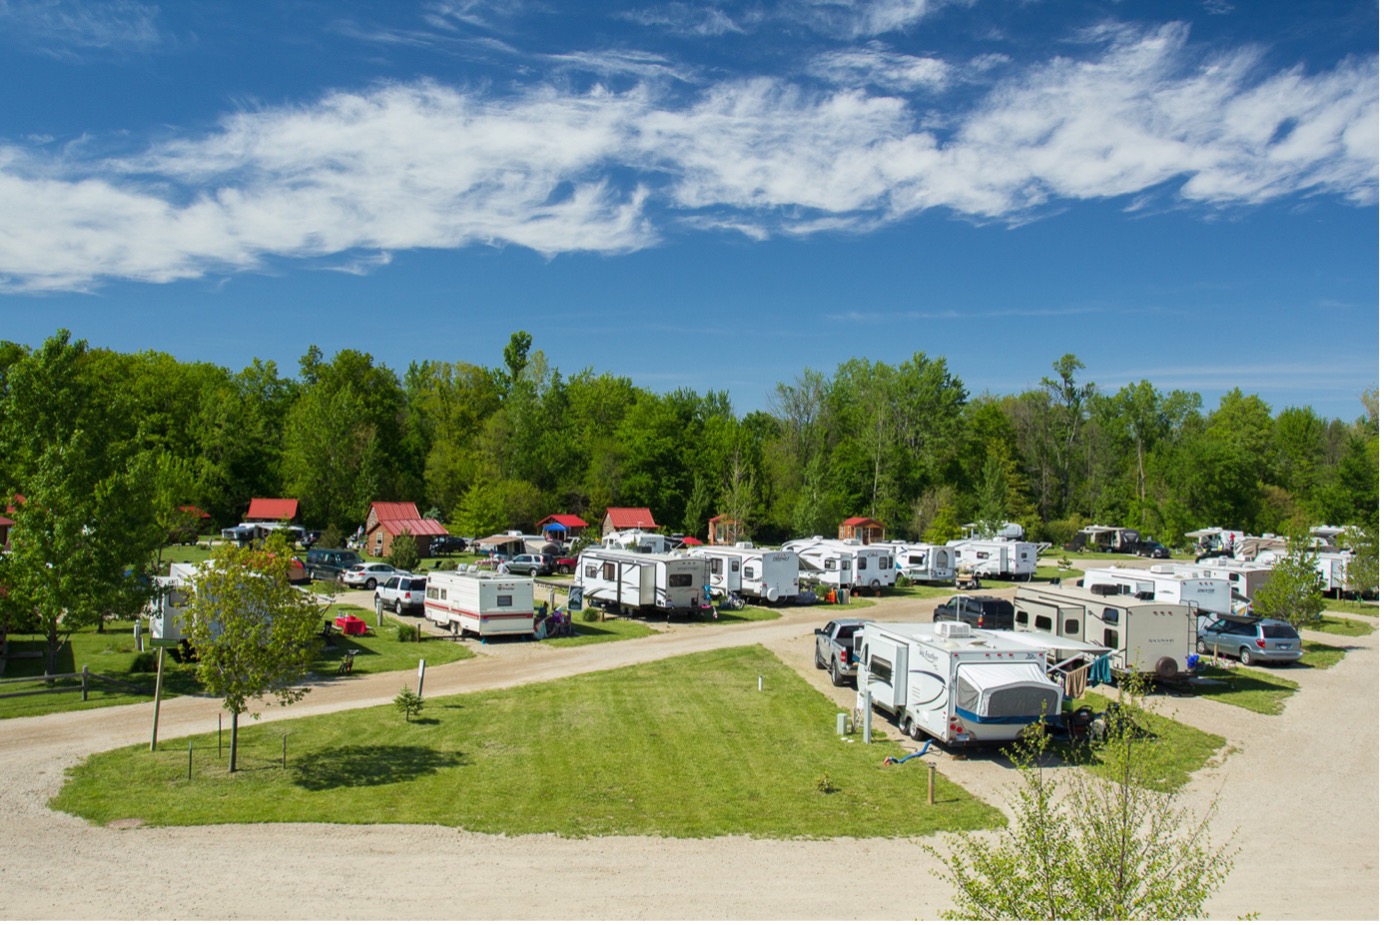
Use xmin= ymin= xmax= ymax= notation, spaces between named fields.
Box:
xmin=1012 ymin=585 xmax=1195 ymax=680
xmin=1080 ymin=564 xmax=1233 ymax=617
xmin=854 ymin=621 xmax=1063 ymax=747
xmin=687 ymin=545 xmax=800 ymax=603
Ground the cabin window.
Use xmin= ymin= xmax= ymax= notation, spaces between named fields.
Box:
xmin=1101 ymin=607 xmax=1120 ymax=625
xmin=744 ymin=565 xmax=756 ymax=579
xmin=669 ymin=574 xmax=693 ymax=587
xmin=601 ymin=562 xmax=616 ymax=581
xmin=1064 ymin=619 xmax=1080 ymax=635
xmin=868 ymin=656 xmax=893 ymax=685
xmin=1035 ymin=615 xmax=1053 ymax=631
xmin=1104 ymin=628 xmax=1120 ymax=649
xmin=1015 ymin=609 xmax=1029 ymax=626
xmin=731 ymin=559 xmax=740 ymax=573
xmin=709 ymin=559 xmax=723 ymax=576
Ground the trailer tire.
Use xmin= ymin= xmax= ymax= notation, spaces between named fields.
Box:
xmin=870 ymin=579 xmax=881 ymax=591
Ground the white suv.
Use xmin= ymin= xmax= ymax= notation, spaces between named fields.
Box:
xmin=375 ymin=574 xmax=427 ymax=614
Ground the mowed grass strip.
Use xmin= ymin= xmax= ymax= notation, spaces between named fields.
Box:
xmin=52 ymin=646 xmax=1004 ymax=838
xmin=1066 ymin=692 xmax=1226 ymax=790
xmin=1191 ymin=666 xmax=1299 ymax=715
xmin=1308 ymin=613 xmax=1375 ymax=636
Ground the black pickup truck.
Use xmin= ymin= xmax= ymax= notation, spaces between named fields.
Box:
xmin=813 ymin=619 xmax=867 ymax=687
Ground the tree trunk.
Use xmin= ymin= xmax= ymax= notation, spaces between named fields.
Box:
xmin=228 ymin=711 xmax=240 ymax=773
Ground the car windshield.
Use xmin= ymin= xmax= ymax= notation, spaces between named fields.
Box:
xmin=1261 ymin=624 xmax=1299 ymax=639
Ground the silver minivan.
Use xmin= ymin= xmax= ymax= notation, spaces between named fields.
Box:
xmin=1197 ymin=617 xmax=1302 ymax=665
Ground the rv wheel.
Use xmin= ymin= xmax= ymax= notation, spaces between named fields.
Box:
xmin=870 ymin=579 xmax=881 ymax=591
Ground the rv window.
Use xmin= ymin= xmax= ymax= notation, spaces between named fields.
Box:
xmin=824 ymin=557 xmax=837 ymax=569
xmin=709 ymin=559 xmax=722 ymax=576
xmin=497 ymin=595 xmax=512 ymax=607
xmin=878 ymin=555 xmax=889 ymax=568
xmin=1015 ymin=610 xmax=1029 ymax=626
xmin=1064 ymin=619 xmax=1080 ymax=635
xmin=976 ymin=551 xmax=990 ymax=560
xmin=669 ymin=574 xmax=693 ymax=587
xmin=868 ymin=656 xmax=893 ymax=685
xmin=857 ymin=556 xmax=867 ymax=569
xmin=1104 ymin=628 xmax=1119 ymax=649
xmin=956 ymin=676 xmax=980 ymax=714
xmin=601 ymin=563 xmax=615 ymax=581
xmin=731 ymin=560 xmax=740 ymax=573
xmin=1101 ymin=607 xmax=1120 ymax=625
xmin=1035 ymin=615 xmax=1053 ymax=631
xmin=744 ymin=566 xmax=756 ymax=579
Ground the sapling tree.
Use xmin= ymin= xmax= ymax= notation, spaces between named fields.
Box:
xmin=387 ymin=528 xmax=421 ymax=572
xmin=394 ymin=686 xmax=425 ymax=722
xmin=929 ymin=678 xmax=1240 ymax=920
xmin=1254 ymin=536 xmax=1325 ymax=629
xmin=184 ymin=535 xmax=324 ymax=772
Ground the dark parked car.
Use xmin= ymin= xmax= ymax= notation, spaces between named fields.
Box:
xmin=932 ymin=595 xmax=1015 ymax=630
xmin=304 ymin=548 xmax=363 ymax=581
xmin=429 ymin=536 xmax=468 ymax=556
xmin=1132 ymin=540 xmax=1170 ymax=558
xmin=1197 ymin=617 xmax=1302 ymax=665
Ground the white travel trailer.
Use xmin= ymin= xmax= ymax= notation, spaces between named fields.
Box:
xmin=573 ymin=548 xmax=709 ymax=617
xmin=783 ymin=539 xmax=896 ymax=591
xmin=687 ymin=545 xmax=800 ymax=603
xmin=1167 ymin=558 xmax=1273 ymax=609
xmin=1315 ymin=550 xmax=1359 ymax=597
xmin=855 ymin=621 xmax=1064 ymax=746
xmin=886 ymin=542 xmax=957 ymax=584
xmin=424 ymin=571 xmax=536 ymax=639
xmin=1013 ymin=585 xmax=1195 ymax=680
xmin=1081 ymin=565 xmax=1233 ymax=617
xmin=601 ymin=530 xmax=682 ymax=554
xmin=146 ymin=561 xmax=200 ymax=642
xmin=947 ymin=539 xmax=1040 ymax=581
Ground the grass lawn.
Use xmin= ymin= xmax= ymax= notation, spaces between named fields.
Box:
xmin=1064 ymin=691 xmax=1226 ymax=790
xmin=1320 ymin=598 xmax=1379 ymax=619
xmin=1311 ymin=612 xmax=1376 ymax=634
xmin=1188 ymin=666 xmax=1299 ymax=715
xmin=0 ymin=617 xmax=203 ymax=719
xmin=52 ymin=646 xmax=1006 ymax=838
xmin=541 ymin=616 xmax=657 ymax=647
xmin=1297 ymin=640 xmax=1347 ymax=670
xmin=0 ymin=610 xmax=470 ymax=720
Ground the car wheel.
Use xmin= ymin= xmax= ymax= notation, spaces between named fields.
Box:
xmin=814 ymin=648 xmax=826 ymax=669
xmin=1239 ymin=648 xmax=1254 ymax=666
xmin=830 ymin=661 xmax=843 ymax=686
xmin=1196 ymin=639 xmax=1208 ymax=655
xmin=365 ymin=579 xmax=377 ymax=590
xmin=394 ymin=599 xmax=404 ymax=615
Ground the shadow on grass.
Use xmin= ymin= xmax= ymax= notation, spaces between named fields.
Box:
xmin=291 ymin=744 xmax=467 ymax=791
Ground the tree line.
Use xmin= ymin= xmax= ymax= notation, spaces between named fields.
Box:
xmin=2 ymin=328 xmax=1377 ymax=549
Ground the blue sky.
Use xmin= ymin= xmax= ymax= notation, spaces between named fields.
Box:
xmin=0 ymin=0 xmax=1377 ymax=421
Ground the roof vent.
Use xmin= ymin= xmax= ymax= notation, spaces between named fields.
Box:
xmin=1088 ymin=583 xmax=1120 ymax=596
xmin=936 ymin=621 xmax=971 ymax=638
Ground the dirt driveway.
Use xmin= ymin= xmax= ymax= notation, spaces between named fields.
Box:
xmin=0 ymin=585 xmax=1376 ymax=920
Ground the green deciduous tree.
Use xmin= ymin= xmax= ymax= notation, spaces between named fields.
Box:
xmin=1254 ymin=537 xmax=1326 ymax=629
xmin=387 ymin=529 xmax=421 ymax=572
xmin=184 ymin=535 xmax=324 ymax=772
xmin=930 ymin=681 xmax=1239 ymax=920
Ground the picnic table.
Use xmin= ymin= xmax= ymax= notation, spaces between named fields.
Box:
xmin=334 ymin=614 xmax=369 ymax=636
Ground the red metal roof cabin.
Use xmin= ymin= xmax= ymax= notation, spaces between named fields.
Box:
xmin=838 ymin=517 xmax=885 ymax=545
xmin=601 ymin=507 xmax=659 ymax=537
xmin=363 ymin=501 xmax=448 ymax=558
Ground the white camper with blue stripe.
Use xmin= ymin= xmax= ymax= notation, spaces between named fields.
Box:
xmin=855 ymin=621 xmax=1063 ymax=747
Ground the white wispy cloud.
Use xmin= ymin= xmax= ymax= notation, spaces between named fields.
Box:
xmin=810 ymin=44 xmax=951 ymax=91
xmin=622 ymin=4 xmax=748 ymax=37
xmin=0 ymin=0 xmax=161 ymax=56
xmin=0 ymin=22 xmax=1374 ymax=292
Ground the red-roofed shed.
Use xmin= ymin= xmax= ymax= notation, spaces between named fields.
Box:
xmin=245 ymin=498 xmax=299 ymax=523
xmin=838 ymin=517 xmax=885 ymax=545
xmin=602 ymin=507 xmax=659 ymax=537
xmin=364 ymin=501 xmax=448 ymax=558
xmin=537 ymin=514 xmax=588 ymax=540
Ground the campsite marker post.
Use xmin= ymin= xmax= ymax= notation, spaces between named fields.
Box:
xmin=417 ymin=659 xmax=426 ymax=698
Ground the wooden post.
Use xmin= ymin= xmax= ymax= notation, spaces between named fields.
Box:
xmin=218 ymin=714 xmax=222 ymax=758
xmin=149 ymin=646 xmax=165 ymax=752
xmin=81 ymin=665 xmax=88 ymax=701
xmin=282 ymin=734 xmax=288 ymax=770
xmin=417 ymin=659 xmax=426 ymax=698
xmin=927 ymin=762 xmax=937 ymax=805
xmin=187 ymin=739 xmax=194 ymax=781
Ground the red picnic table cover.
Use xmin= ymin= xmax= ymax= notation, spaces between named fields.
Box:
xmin=335 ymin=615 xmax=369 ymax=636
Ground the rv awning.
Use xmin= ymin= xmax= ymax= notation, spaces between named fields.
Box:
xmin=985 ymin=630 xmax=1111 ymax=657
